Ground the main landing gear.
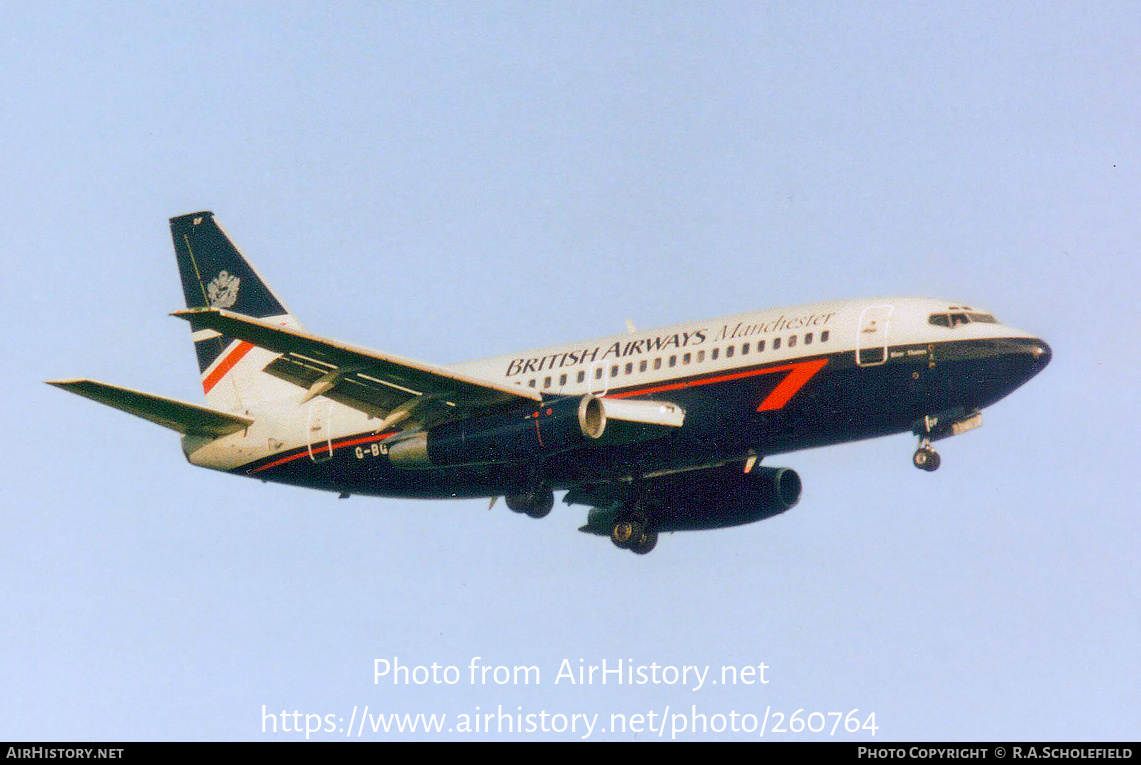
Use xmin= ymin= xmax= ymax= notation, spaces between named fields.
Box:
xmin=609 ymin=504 xmax=659 ymax=555
xmin=505 ymin=487 xmax=554 ymax=519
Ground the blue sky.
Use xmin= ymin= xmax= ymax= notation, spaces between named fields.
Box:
xmin=2 ymin=2 xmax=1138 ymax=740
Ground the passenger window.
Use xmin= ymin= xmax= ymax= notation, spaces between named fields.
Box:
xmin=757 ymin=340 xmax=765 ymax=352
xmin=544 ymin=376 xmax=551 ymax=387
xmin=742 ymin=343 xmax=750 ymax=354
xmin=559 ymin=374 xmax=567 ymax=386
xmin=789 ymin=335 xmax=797 ymax=348
xmin=697 ymin=350 xmax=705 ymax=362
xmin=805 ymin=333 xmax=813 ymax=345
xmin=683 ymin=352 xmax=691 ymax=364
xmin=726 ymin=346 xmax=734 ymax=358
xmin=773 ymin=337 xmax=781 ymax=350
xmin=529 ymin=379 xmax=536 ymax=387
xmin=594 ymin=368 xmax=603 ymax=380
xmin=653 ymin=358 xmax=662 ymax=370
xmin=639 ymin=360 xmax=647 ymax=372
xmin=712 ymin=348 xmax=719 ymax=360
xmin=821 ymin=331 xmax=830 ymax=342
xmin=577 ymin=371 xmax=585 ymax=383
xmin=610 ymin=365 xmax=619 ymax=377
xmin=625 ymin=363 xmax=633 ymax=375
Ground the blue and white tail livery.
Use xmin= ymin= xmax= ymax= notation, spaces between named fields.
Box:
xmin=170 ymin=212 xmax=304 ymax=411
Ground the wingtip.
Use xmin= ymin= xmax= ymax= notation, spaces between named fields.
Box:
xmin=170 ymin=307 xmax=220 ymax=320
xmin=45 ymin=378 xmax=84 ymax=388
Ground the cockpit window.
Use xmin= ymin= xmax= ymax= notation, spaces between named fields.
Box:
xmin=929 ymin=311 xmax=998 ymax=327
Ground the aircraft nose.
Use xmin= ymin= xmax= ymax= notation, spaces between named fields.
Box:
xmin=1028 ymin=339 xmax=1052 ymax=369
xmin=992 ymin=337 xmax=1051 ymax=380
xmin=1009 ymin=337 xmax=1051 ymax=377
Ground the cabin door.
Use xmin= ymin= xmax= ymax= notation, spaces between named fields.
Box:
xmin=306 ymin=400 xmax=335 ymax=462
xmin=856 ymin=304 xmax=894 ymax=366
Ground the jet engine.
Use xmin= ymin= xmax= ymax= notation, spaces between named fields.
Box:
xmin=387 ymin=394 xmax=684 ymax=469
xmin=576 ymin=463 xmax=802 ymax=534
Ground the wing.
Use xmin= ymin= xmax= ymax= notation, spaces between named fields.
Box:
xmin=46 ymin=379 xmax=254 ymax=437
xmin=172 ymin=308 xmax=541 ymax=428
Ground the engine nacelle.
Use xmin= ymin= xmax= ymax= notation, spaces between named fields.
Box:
xmin=577 ymin=394 xmax=685 ymax=443
xmin=580 ymin=464 xmax=802 ymax=533
xmin=388 ymin=394 xmax=684 ymax=469
xmin=662 ymin=465 xmax=801 ymax=530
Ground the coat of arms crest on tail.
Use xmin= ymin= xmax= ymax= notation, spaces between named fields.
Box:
xmin=207 ymin=271 xmax=240 ymax=309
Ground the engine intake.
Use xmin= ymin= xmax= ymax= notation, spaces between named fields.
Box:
xmin=577 ymin=394 xmax=685 ymax=443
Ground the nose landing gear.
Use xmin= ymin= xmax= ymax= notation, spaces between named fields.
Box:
xmin=912 ymin=414 xmax=943 ymax=472
xmin=912 ymin=441 xmax=941 ymax=472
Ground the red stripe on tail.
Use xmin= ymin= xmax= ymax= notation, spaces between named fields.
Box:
xmin=202 ymin=341 xmax=254 ymax=393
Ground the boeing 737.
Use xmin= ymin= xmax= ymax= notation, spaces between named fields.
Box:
xmin=49 ymin=212 xmax=1052 ymax=554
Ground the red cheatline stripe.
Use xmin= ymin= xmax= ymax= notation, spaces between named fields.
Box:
xmin=203 ymin=341 xmax=255 ymax=393
xmin=609 ymin=357 xmax=829 ymax=411
xmin=248 ymin=431 xmax=397 ymax=474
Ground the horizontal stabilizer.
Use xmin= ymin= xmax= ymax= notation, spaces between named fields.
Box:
xmin=46 ymin=379 xmax=253 ymax=437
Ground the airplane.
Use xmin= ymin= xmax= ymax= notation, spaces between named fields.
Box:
xmin=48 ymin=212 xmax=1052 ymax=555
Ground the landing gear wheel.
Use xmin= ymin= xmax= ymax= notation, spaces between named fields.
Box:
xmin=611 ymin=493 xmax=656 ymax=552
xmin=524 ymin=489 xmax=554 ymax=519
xmin=610 ymin=518 xmax=644 ymax=549
xmin=913 ymin=446 xmax=940 ymax=472
xmin=505 ymin=487 xmax=554 ymax=518
xmin=629 ymin=529 xmax=658 ymax=555
xmin=610 ymin=520 xmax=633 ymax=548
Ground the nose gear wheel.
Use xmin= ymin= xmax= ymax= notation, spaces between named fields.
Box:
xmin=913 ymin=443 xmax=940 ymax=472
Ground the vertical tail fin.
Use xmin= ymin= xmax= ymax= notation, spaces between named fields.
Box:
xmin=170 ymin=212 xmax=300 ymax=411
